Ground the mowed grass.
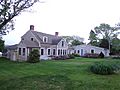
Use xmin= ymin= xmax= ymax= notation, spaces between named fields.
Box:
xmin=0 ymin=57 xmax=120 ymax=90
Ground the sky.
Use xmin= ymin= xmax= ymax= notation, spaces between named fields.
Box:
xmin=3 ymin=0 xmax=120 ymax=45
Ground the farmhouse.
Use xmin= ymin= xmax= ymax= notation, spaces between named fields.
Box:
xmin=7 ymin=25 xmax=68 ymax=61
xmin=6 ymin=25 xmax=109 ymax=61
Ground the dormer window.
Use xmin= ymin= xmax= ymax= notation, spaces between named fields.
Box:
xmin=31 ymin=38 xmax=34 ymax=41
xmin=43 ymin=36 xmax=48 ymax=43
xmin=62 ymin=41 xmax=64 ymax=47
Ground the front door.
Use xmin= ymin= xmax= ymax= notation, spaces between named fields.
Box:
xmin=81 ymin=49 xmax=83 ymax=56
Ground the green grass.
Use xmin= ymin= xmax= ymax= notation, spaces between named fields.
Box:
xmin=0 ymin=57 xmax=120 ymax=90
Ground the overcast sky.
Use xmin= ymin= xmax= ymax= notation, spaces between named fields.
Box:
xmin=3 ymin=0 xmax=120 ymax=45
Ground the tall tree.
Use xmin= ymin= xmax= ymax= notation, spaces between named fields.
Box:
xmin=71 ymin=40 xmax=84 ymax=46
xmin=94 ymin=23 xmax=120 ymax=51
xmin=0 ymin=0 xmax=39 ymax=36
xmin=88 ymin=30 xmax=99 ymax=46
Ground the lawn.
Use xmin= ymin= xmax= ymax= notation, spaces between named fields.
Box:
xmin=0 ymin=57 xmax=120 ymax=90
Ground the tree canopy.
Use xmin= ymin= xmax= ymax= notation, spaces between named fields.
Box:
xmin=0 ymin=0 xmax=38 ymax=36
xmin=88 ymin=23 xmax=120 ymax=52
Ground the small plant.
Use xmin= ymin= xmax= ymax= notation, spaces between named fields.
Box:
xmin=72 ymin=53 xmax=80 ymax=57
xmin=28 ymin=49 xmax=40 ymax=63
xmin=98 ymin=52 xmax=104 ymax=58
xmin=68 ymin=54 xmax=75 ymax=59
xmin=90 ymin=61 xmax=120 ymax=75
xmin=84 ymin=53 xmax=99 ymax=58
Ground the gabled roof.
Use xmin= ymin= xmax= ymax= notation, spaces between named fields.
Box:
xmin=31 ymin=31 xmax=62 ymax=45
xmin=20 ymin=40 xmax=39 ymax=47
xmin=6 ymin=44 xmax=18 ymax=50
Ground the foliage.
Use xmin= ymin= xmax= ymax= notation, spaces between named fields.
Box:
xmin=88 ymin=30 xmax=99 ymax=46
xmin=111 ymin=38 xmax=120 ymax=55
xmin=89 ymin=23 xmax=120 ymax=53
xmin=90 ymin=61 xmax=120 ymax=75
xmin=112 ymin=56 xmax=120 ymax=59
xmin=68 ymin=54 xmax=75 ymax=59
xmin=98 ymin=52 xmax=104 ymax=58
xmin=72 ymin=53 xmax=80 ymax=57
xmin=0 ymin=0 xmax=38 ymax=36
xmin=71 ymin=40 xmax=84 ymax=46
xmin=28 ymin=49 xmax=40 ymax=63
xmin=0 ymin=39 xmax=4 ymax=52
xmin=83 ymin=53 xmax=99 ymax=58
xmin=52 ymin=55 xmax=70 ymax=60
xmin=99 ymin=39 xmax=109 ymax=49
xmin=62 ymin=36 xmax=84 ymax=45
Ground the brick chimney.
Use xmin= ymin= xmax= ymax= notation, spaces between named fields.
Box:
xmin=55 ymin=32 xmax=59 ymax=36
xmin=30 ymin=25 xmax=34 ymax=30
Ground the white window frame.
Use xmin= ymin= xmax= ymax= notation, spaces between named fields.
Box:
xmin=43 ymin=36 xmax=48 ymax=43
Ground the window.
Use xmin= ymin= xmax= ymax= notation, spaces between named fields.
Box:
xmin=61 ymin=49 xmax=62 ymax=55
xmin=91 ymin=49 xmax=94 ymax=54
xmin=77 ymin=50 xmax=80 ymax=54
xmin=31 ymin=38 xmax=33 ymax=41
xmin=53 ymin=49 xmax=56 ymax=55
xmin=23 ymin=48 xmax=25 ymax=56
xmin=58 ymin=49 xmax=60 ymax=55
xmin=62 ymin=41 xmax=64 ymax=47
xmin=63 ymin=50 xmax=65 ymax=55
xmin=19 ymin=48 xmax=21 ymax=55
xmin=48 ymin=49 xmax=51 ymax=55
xmin=65 ymin=50 xmax=67 ymax=55
xmin=74 ymin=50 xmax=76 ymax=53
xmin=43 ymin=36 xmax=48 ymax=43
xmin=41 ymin=49 xmax=44 ymax=55
xmin=22 ymin=38 xmax=24 ymax=40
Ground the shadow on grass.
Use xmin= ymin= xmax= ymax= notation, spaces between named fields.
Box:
xmin=0 ymin=75 xmax=73 ymax=90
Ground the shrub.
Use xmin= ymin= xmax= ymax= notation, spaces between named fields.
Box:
xmin=90 ymin=61 xmax=120 ymax=75
xmin=28 ymin=49 xmax=40 ymax=63
xmin=112 ymin=56 xmax=120 ymax=59
xmin=72 ymin=53 xmax=80 ymax=57
xmin=52 ymin=55 xmax=69 ymax=60
xmin=98 ymin=52 xmax=104 ymax=58
xmin=68 ymin=54 xmax=75 ymax=59
xmin=84 ymin=53 xmax=99 ymax=58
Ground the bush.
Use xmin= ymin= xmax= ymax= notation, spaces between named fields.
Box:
xmin=84 ymin=53 xmax=99 ymax=58
xmin=28 ymin=49 xmax=40 ymax=63
xmin=68 ymin=54 xmax=75 ymax=59
xmin=52 ymin=54 xmax=75 ymax=60
xmin=98 ymin=52 xmax=104 ymax=58
xmin=90 ymin=61 xmax=120 ymax=75
xmin=112 ymin=56 xmax=120 ymax=59
xmin=52 ymin=55 xmax=69 ymax=60
xmin=72 ymin=53 xmax=80 ymax=57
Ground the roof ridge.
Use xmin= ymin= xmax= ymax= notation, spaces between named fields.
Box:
xmin=31 ymin=30 xmax=60 ymax=37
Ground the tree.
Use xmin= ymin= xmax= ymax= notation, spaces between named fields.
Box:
xmin=94 ymin=23 xmax=120 ymax=52
xmin=88 ymin=30 xmax=99 ymax=46
xmin=62 ymin=35 xmax=84 ymax=45
xmin=71 ymin=40 xmax=84 ymax=46
xmin=99 ymin=39 xmax=109 ymax=49
xmin=111 ymin=38 xmax=120 ymax=55
xmin=0 ymin=0 xmax=39 ymax=36
xmin=0 ymin=39 xmax=4 ymax=52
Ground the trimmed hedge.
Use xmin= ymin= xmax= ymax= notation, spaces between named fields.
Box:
xmin=90 ymin=61 xmax=120 ymax=75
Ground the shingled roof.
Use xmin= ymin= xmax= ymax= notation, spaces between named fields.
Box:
xmin=31 ymin=31 xmax=62 ymax=45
